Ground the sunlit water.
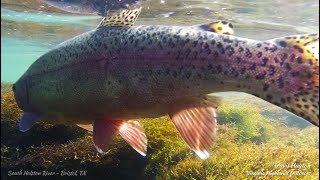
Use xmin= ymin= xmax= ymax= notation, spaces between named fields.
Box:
xmin=1 ymin=0 xmax=319 ymax=82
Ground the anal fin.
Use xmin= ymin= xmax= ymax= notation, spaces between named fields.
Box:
xmin=169 ymin=97 xmax=219 ymax=159
xmin=93 ymin=118 xmax=147 ymax=156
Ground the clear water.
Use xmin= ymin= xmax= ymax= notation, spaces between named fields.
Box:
xmin=1 ymin=0 xmax=319 ymax=82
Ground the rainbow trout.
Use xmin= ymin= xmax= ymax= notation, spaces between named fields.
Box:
xmin=13 ymin=8 xmax=319 ymax=159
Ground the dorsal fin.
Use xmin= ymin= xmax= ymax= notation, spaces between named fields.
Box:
xmin=197 ymin=21 xmax=234 ymax=35
xmin=98 ymin=7 xmax=142 ymax=27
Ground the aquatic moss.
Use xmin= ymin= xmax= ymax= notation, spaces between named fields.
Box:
xmin=1 ymin=83 xmax=22 ymax=121
xmin=218 ymin=103 xmax=275 ymax=144
xmin=1 ymin=82 xmax=319 ymax=179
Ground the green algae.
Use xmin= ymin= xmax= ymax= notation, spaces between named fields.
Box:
xmin=1 ymin=82 xmax=319 ymax=179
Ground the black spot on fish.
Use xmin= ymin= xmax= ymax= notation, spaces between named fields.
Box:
xmin=236 ymin=57 xmax=242 ymax=64
xmin=193 ymin=40 xmax=198 ymax=47
xmin=223 ymin=38 xmax=233 ymax=43
xmin=274 ymin=57 xmax=279 ymax=63
xmin=256 ymin=52 xmax=262 ymax=58
xmin=240 ymin=67 xmax=246 ymax=74
xmin=181 ymin=70 xmax=188 ymax=78
xmin=192 ymin=51 xmax=199 ymax=59
xmin=211 ymin=40 xmax=215 ymax=46
xmin=293 ymin=45 xmax=304 ymax=53
xmin=278 ymin=41 xmax=287 ymax=47
xmin=270 ymin=45 xmax=277 ymax=52
xmin=262 ymin=84 xmax=269 ymax=91
xmin=268 ymin=65 xmax=276 ymax=75
xmin=217 ymin=42 xmax=223 ymax=48
xmin=266 ymin=94 xmax=273 ymax=101
xmin=277 ymin=76 xmax=284 ymax=89
xmin=185 ymin=48 xmax=191 ymax=58
xmin=291 ymin=71 xmax=299 ymax=77
xmin=256 ymin=43 xmax=262 ymax=48
xmin=286 ymin=96 xmax=291 ymax=102
xmin=213 ymin=51 xmax=219 ymax=58
xmin=297 ymin=57 xmax=303 ymax=64
xmin=255 ymin=71 xmax=266 ymax=80
xmin=304 ymin=104 xmax=310 ymax=109
xmin=129 ymin=35 xmax=134 ymax=43
xmin=245 ymin=48 xmax=252 ymax=58
xmin=238 ymin=46 xmax=244 ymax=52
xmin=175 ymin=51 xmax=181 ymax=60
xmin=216 ymin=65 xmax=222 ymax=73
xmin=285 ymin=63 xmax=292 ymax=71
xmin=204 ymin=43 xmax=209 ymax=49
xmin=261 ymin=57 xmax=268 ymax=66
xmin=172 ymin=71 xmax=177 ymax=78
xmin=280 ymin=53 xmax=288 ymax=65
xmin=281 ymin=98 xmax=286 ymax=103
xmin=219 ymin=47 xmax=225 ymax=54
xmin=225 ymin=45 xmax=235 ymax=57
xmin=249 ymin=63 xmax=256 ymax=70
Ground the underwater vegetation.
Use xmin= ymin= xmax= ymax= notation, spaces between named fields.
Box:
xmin=1 ymin=82 xmax=319 ymax=179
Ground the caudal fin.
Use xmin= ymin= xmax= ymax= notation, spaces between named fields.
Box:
xmin=268 ymin=34 xmax=319 ymax=126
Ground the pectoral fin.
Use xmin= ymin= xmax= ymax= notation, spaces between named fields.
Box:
xmin=169 ymin=97 xmax=219 ymax=159
xmin=18 ymin=112 xmax=39 ymax=132
xmin=93 ymin=118 xmax=147 ymax=156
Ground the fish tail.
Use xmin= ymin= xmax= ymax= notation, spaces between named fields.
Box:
xmin=267 ymin=33 xmax=319 ymax=126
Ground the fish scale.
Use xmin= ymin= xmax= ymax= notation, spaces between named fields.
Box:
xmin=16 ymin=25 xmax=318 ymax=123
xmin=13 ymin=8 xmax=319 ymax=159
